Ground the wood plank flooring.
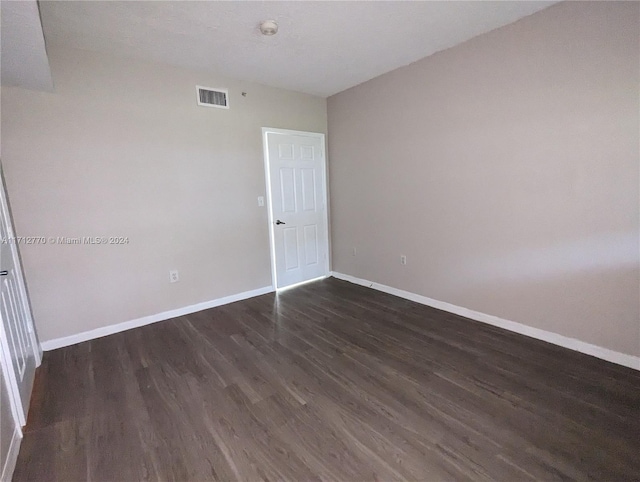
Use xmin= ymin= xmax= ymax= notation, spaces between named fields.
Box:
xmin=13 ymin=277 xmax=640 ymax=481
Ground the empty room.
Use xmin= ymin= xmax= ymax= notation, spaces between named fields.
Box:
xmin=1 ymin=0 xmax=638 ymax=480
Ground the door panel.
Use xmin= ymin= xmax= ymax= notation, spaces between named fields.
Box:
xmin=301 ymin=168 xmax=316 ymax=211
xmin=300 ymin=144 xmax=314 ymax=161
xmin=279 ymin=168 xmax=296 ymax=213
xmin=303 ymin=225 xmax=318 ymax=265
xmin=2 ymin=288 xmax=26 ymax=379
xmin=283 ymin=227 xmax=299 ymax=271
xmin=278 ymin=143 xmax=294 ymax=160
xmin=266 ymin=131 xmax=328 ymax=288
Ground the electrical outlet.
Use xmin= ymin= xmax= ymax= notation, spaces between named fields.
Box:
xmin=169 ymin=270 xmax=179 ymax=283
xmin=352 ymin=247 xmax=357 ymax=256
xmin=257 ymin=196 xmax=265 ymax=207
xmin=400 ymin=255 xmax=407 ymax=265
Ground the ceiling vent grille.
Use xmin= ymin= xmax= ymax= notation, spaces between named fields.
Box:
xmin=196 ymin=86 xmax=229 ymax=109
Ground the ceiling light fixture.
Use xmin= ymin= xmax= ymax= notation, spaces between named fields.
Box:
xmin=260 ymin=20 xmax=278 ymax=36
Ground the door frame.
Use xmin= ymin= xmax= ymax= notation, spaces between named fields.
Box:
xmin=262 ymin=127 xmax=330 ymax=290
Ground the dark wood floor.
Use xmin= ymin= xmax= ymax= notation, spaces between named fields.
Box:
xmin=13 ymin=277 xmax=640 ymax=481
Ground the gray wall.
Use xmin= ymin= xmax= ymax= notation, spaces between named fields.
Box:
xmin=1 ymin=47 xmax=327 ymax=342
xmin=328 ymin=1 xmax=639 ymax=357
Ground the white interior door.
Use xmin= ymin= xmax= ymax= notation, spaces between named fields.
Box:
xmin=0 ymin=167 xmax=39 ymax=426
xmin=264 ymin=129 xmax=329 ymax=289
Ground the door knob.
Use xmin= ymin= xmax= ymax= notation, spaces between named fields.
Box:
xmin=275 ymin=220 xmax=286 ymax=225
xmin=0 ymin=271 xmax=7 ymax=276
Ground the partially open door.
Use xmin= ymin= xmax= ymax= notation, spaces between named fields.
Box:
xmin=0 ymin=163 xmax=40 ymax=427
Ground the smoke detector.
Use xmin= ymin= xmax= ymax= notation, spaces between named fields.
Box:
xmin=260 ymin=20 xmax=278 ymax=36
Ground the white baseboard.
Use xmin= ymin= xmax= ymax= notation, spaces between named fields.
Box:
xmin=1 ymin=427 xmax=21 ymax=482
xmin=40 ymin=286 xmax=274 ymax=351
xmin=331 ymin=272 xmax=640 ymax=371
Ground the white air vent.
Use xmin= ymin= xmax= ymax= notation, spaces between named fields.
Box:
xmin=196 ymin=86 xmax=229 ymax=109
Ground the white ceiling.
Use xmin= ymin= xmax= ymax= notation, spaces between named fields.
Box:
xmin=1 ymin=0 xmax=54 ymax=92
xmin=38 ymin=1 xmax=557 ymax=97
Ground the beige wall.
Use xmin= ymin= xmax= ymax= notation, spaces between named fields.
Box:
xmin=328 ymin=1 xmax=639 ymax=357
xmin=1 ymin=47 xmax=327 ymax=342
